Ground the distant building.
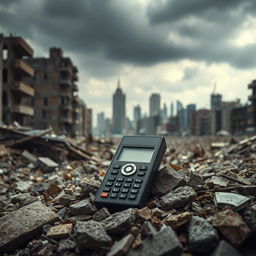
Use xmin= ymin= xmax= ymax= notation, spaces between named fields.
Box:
xmin=248 ymin=80 xmax=256 ymax=132
xmin=176 ymin=100 xmax=186 ymax=133
xmin=231 ymin=105 xmax=248 ymax=135
xmin=149 ymin=93 xmax=160 ymax=116
xmin=133 ymin=105 xmax=141 ymax=134
xmin=112 ymin=80 xmax=126 ymax=134
xmin=194 ymin=109 xmax=210 ymax=136
xmin=170 ymin=102 xmax=174 ymax=117
xmin=97 ymin=112 xmax=105 ymax=137
xmin=0 ymin=34 xmax=34 ymax=126
xmin=161 ymin=103 xmax=168 ymax=122
xmin=187 ymin=104 xmax=196 ymax=134
xmin=210 ymin=93 xmax=222 ymax=135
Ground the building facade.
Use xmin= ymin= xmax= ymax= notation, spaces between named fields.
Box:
xmin=149 ymin=93 xmax=160 ymax=116
xmin=0 ymin=34 xmax=34 ymax=126
xmin=248 ymin=80 xmax=256 ymax=132
xmin=210 ymin=93 xmax=222 ymax=135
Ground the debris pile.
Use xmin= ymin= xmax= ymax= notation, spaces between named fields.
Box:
xmin=0 ymin=128 xmax=255 ymax=255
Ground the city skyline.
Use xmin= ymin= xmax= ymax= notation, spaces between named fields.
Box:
xmin=1 ymin=1 xmax=256 ymax=123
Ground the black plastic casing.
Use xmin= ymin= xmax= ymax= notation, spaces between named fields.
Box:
xmin=94 ymin=136 xmax=166 ymax=211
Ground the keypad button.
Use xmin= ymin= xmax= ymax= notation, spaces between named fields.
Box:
xmin=112 ymin=187 xmax=120 ymax=193
xmin=110 ymin=193 xmax=118 ymax=198
xmin=100 ymin=192 xmax=109 ymax=198
xmin=126 ymin=178 xmax=133 ymax=183
xmin=119 ymin=194 xmax=127 ymax=199
xmin=138 ymin=171 xmax=145 ymax=176
xmin=106 ymin=182 xmax=113 ymax=186
xmin=129 ymin=194 xmax=137 ymax=200
xmin=117 ymin=177 xmax=124 ymax=182
xmin=131 ymin=189 xmax=139 ymax=194
xmin=103 ymin=187 xmax=111 ymax=192
xmin=111 ymin=170 xmax=118 ymax=175
xmin=133 ymin=184 xmax=141 ymax=189
xmin=114 ymin=182 xmax=122 ymax=187
xmin=135 ymin=179 xmax=143 ymax=183
xmin=113 ymin=164 xmax=121 ymax=169
xmin=121 ymin=188 xmax=129 ymax=193
xmin=124 ymin=183 xmax=131 ymax=188
xmin=140 ymin=166 xmax=147 ymax=171
xmin=108 ymin=177 xmax=115 ymax=181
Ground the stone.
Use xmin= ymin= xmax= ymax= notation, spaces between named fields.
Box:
xmin=214 ymin=192 xmax=250 ymax=211
xmin=10 ymin=193 xmax=38 ymax=207
xmin=57 ymin=239 xmax=77 ymax=253
xmin=208 ymin=176 xmax=229 ymax=187
xmin=160 ymin=186 xmax=197 ymax=210
xmin=242 ymin=204 xmax=256 ymax=233
xmin=101 ymin=208 xmax=137 ymax=234
xmin=59 ymin=194 xmax=77 ymax=205
xmin=74 ymin=220 xmax=112 ymax=250
xmin=93 ymin=207 xmax=111 ymax=221
xmin=163 ymin=212 xmax=192 ymax=230
xmin=33 ymin=182 xmax=50 ymax=193
xmin=212 ymin=207 xmax=251 ymax=246
xmin=44 ymin=184 xmax=62 ymax=199
xmin=238 ymin=185 xmax=256 ymax=197
xmin=0 ymin=201 xmax=59 ymax=253
xmin=188 ymin=216 xmax=219 ymax=253
xmin=211 ymin=240 xmax=241 ymax=256
xmin=80 ymin=178 xmax=100 ymax=196
xmin=22 ymin=150 xmax=37 ymax=163
xmin=47 ymin=223 xmax=73 ymax=239
xmin=138 ymin=207 xmax=151 ymax=221
xmin=152 ymin=166 xmax=186 ymax=196
xmin=16 ymin=181 xmax=32 ymax=192
xmin=187 ymin=171 xmax=203 ymax=187
xmin=141 ymin=221 xmax=157 ymax=238
xmin=107 ymin=234 xmax=134 ymax=256
xmin=37 ymin=157 xmax=58 ymax=172
xmin=83 ymin=164 xmax=98 ymax=174
xmin=70 ymin=200 xmax=96 ymax=215
xmin=127 ymin=225 xmax=182 ymax=256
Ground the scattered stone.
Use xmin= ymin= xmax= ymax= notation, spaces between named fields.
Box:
xmin=59 ymin=194 xmax=77 ymax=205
xmin=33 ymin=182 xmax=50 ymax=193
xmin=188 ymin=216 xmax=219 ymax=253
xmin=138 ymin=207 xmax=151 ymax=221
xmin=44 ymin=183 xmax=62 ymax=199
xmin=93 ymin=207 xmax=111 ymax=221
xmin=74 ymin=220 xmax=112 ymax=250
xmin=212 ymin=207 xmax=251 ymax=246
xmin=128 ymin=225 xmax=182 ymax=256
xmin=16 ymin=180 xmax=32 ymax=192
xmin=107 ymin=234 xmax=134 ymax=256
xmin=70 ymin=200 xmax=96 ymax=216
xmin=47 ymin=223 xmax=73 ymax=239
xmin=160 ymin=186 xmax=197 ymax=210
xmin=152 ymin=166 xmax=186 ymax=196
xmin=164 ymin=212 xmax=192 ymax=230
xmin=131 ymin=233 xmax=142 ymax=249
xmin=211 ymin=240 xmax=241 ymax=256
xmin=0 ymin=201 xmax=59 ymax=253
xmin=242 ymin=204 xmax=256 ymax=233
xmin=208 ymin=176 xmax=229 ymax=187
xmin=10 ymin=193 xmax=38 ymax=207
xmin=101 ymin=208 xmax=137 ymax=234
xmin=141 ymin=221 xmax=157 ymax=238
xmin=187 ymin=171 xmax=203 ymax=188
xmin=214 ymin=192 xmax=250 ymax=211
xmin=57 ymin=239 xmax=77 ymax=253
xmin=83 ymin=164 xmax=98 ymax=174
xmin=37 ymin=157 xmax=58 ymax=172
xmin=80 ymin=178 xmax=100 ymax=196
xmin=238 ymin=185 xmax=256 ymax=197
xmin=22 ymin=150 xmax=37 ymax=163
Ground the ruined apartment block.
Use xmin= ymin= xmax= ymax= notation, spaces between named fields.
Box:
xmin=26 ymin=48 xmax=91 ymax=137
xmin=248 ymin=80 xmax=256 ymax=131
xmin=0 ymin=34 xmax=34 ymax=126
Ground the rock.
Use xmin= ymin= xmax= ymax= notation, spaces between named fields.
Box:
xmin=138 ymin=207 xmax=151 ymax=221
xmin=93 ymin=207 xmax=111 ymax=221
xmin=47 ymin=223 xmax=73 ymax=239
xmin=59 ymin=194 xmax=77 ymax=205
xmin=37 ymin=157 xmax=58 ymax=172
xmin=238 ymin=185 xmax=256 ymax=197
xmin=214 ymin=192 xmax=250 ymax=211
xmin=242 ymin=204 xmax=256 ymax=233
xmin=70 ymin=200 xmax=96 ymax=216
xmin=163 ymin=212 xmax=192 ymax=230
xmin=16 ymin=181 xmax=32 ymax=192
xmin=211 ymin=240 xmax=241 ymax=256
xmin=74 ymin=220 xmax=112 ymax=250
xmin=212 ymin=207 xmax=251 ymax=246
xmin=141 ymin=221 xmax=157 ymax=238
xmin=57 ymin=239 xmax=77 ymax=253
xmin=33 ymin=182 xmax=50 ymax=193
xmin=10 ymin=193 xmax=38 ymax=207
xmin=131 ymin=233 xmax=142 ymax=249
xmin=187 ymin=171 xmax=203 ymax=188
xmin=0 ymin=201 xmax=59 ymax=253
xmin=101 ymin=208 xmax=137 ymax=234
xmin=208 ymin=176 xmax=229 ymax=187
xmin=127 ymin=225 xmax=182 ymax=256
xmin=44 ymin=184 xmax=62 ymax=199
xmin=83 ymin=164 xmax=98 ymax=174
xmin=107 ymin=234 xmax=134 ymax=256
xmin=80 ymin=178 xmax=100 ymax=196
xmin=188 ymin=216 xmax=219 ymax=253
xmin=160 ymin=186 xmax=197 ymax=210
xmin=152 ymin=166 xmax=186 ymax=196
xmin=22 ymin=150 xmax=37 ymax=163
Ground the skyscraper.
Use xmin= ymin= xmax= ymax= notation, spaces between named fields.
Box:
xmin=149 ymin=93 xmax=160 ymax=116
xmin=97 ymin=112 xmax=105 ymax=137
xmin=112 ymin=80 xmax=126 ymax=134
xmin=133 ymin=105 xmax=141 ymax=134
xmin=210 ymin=93 xmax=222 ymax=135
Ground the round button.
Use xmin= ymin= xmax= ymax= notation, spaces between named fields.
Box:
xmin=121 ymin=163 xmax=137 ymax=176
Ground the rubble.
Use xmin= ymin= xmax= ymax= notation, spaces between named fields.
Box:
xmin=0 ymin=126 xmax=255 ymax=255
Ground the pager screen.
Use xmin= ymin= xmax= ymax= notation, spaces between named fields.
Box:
xmin=118 ymin=147 xmax=154 ymax=162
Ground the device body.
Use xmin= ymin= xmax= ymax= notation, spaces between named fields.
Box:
xmin=94 ymin=136 xmax=166 ymax=211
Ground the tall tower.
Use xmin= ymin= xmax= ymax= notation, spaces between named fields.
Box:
xmin=112 ymin=79 xmax=126 ymax=134
xmin=149 ymin=93 xmax=161 ymax=116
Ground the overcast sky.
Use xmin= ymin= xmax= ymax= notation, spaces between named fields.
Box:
xmin=1 ymin=0 xmax=256 ymax=124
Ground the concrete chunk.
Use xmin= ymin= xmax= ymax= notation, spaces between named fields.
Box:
xmin=0 ymin=201 xmax=59 ymax=253
xmin=107 ymin=234 xmax=134 ymax=256
xmin=37 ymin=157 xmax=58 ymax=172
xmin=211 ymin=240 xmax=241 ymax=256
